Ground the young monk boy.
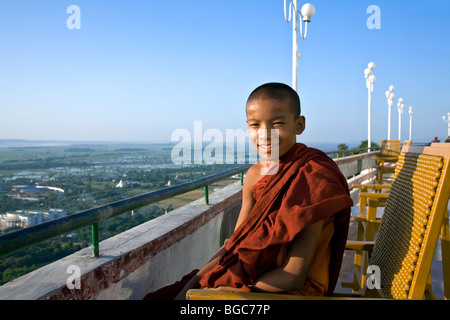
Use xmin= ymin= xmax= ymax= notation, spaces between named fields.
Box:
xmin=145 ymin=82 xmax=353 ymax=300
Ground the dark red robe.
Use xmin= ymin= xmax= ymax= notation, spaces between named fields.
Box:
xmin=144 ymin=143 xmax=352 ymax=299
xmin=199 ymin=143 xmax=352 ymax=295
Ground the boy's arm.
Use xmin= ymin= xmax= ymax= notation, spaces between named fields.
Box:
xmin=250 ymin=219 xmax=324 ymax=293
xmin=234 ymin=165 xmax=257 ymax=231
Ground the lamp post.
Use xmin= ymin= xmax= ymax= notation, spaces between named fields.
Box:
xmin=443 ymin=113 xmax=450 ymax=140
xmin=397 ymin=98 xmax=405 ymax=141
xmin=283 ymin=1 xmax=315 ymax=92
xmin=408 ymin=106 xmax=413 ymax=141
xmin=385 ymin=85 xmax=395 ymax=140
xmin=364 ymin=62 xmax=376 ymax=151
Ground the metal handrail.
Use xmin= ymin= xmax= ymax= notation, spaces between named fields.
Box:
xmin=0 ymin=164 xmax=251 ymax=257
xmin=327 ymin=146 xmax=380 ymax=157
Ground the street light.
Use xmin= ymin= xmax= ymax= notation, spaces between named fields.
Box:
xmin=408 ymin=106 xmax=414 ymax=141
xmin=284 ymin=1 xmax=315 ymax=92
xmin=385 ymin=85 xmax=395 ymax=140
xmin=364 ymin=62 xmax=376 ymax=151
xmin=397 ymin=98 xmax=405 ymax=141
xmin=443 ymin=113 xmax=450 ymax=140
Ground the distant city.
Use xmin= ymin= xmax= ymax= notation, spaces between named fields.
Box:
xmin=0 ymin=209 xmax=66 ymax=231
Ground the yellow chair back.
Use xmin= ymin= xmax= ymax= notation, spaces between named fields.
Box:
xmin=365 ymin=144 xmax=450 ymax=299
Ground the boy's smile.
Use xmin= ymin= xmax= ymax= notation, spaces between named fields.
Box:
xmin=246 ymin=98 xmax=305 ymax=162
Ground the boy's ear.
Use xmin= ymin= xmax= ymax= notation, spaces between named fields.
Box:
xmin=296 ymin=116 xmax=306 ymax=135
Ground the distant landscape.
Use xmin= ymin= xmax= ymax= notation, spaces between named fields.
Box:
xmin=0 ymin=140 xmax=244 ymax=284
xmin=0 ymin=139 xmax=360 ymax=285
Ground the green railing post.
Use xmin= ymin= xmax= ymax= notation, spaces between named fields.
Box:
xmin=204 ymin=185 xmax=209 ymax=204
xmin=91 ymin=223 xmax=99 ymax=258
xmin=240 ymin=172 xmax=244 ymax=185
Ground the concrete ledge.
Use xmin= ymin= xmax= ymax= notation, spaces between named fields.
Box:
xmin=0 ymin=181 xmax=243 ymax=300
xmin=334 ymin=151 xmax=378 ymax=179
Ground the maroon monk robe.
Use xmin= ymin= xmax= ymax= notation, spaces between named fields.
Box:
xmin=199 ymin=143 xmax=353 ymax=295
xmin=143 ymin=143 xmax=353 ymax=299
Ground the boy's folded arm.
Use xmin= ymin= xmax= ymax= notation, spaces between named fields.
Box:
xmin=250 ymin=219 xmax=324 ymax=293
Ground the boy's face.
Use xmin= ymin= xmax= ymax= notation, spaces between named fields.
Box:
xmin=246 ymin=98 xmax=305 ymax=160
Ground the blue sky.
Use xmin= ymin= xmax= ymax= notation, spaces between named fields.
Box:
xmin=0 ymin=0 xmax=449 ymax=145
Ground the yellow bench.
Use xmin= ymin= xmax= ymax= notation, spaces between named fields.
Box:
xmin=372 ymin=139 xmax=401 ymax=184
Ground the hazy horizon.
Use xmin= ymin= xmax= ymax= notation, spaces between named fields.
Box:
xmin=0 ymin=137 xmax=379 ymax=153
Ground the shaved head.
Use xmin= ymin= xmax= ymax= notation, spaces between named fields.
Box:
xmin=246 ymin=82 xmax=301 ymax=118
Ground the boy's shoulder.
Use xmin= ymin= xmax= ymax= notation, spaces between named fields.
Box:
xmin=244 ymin=161 xmax=273 ymax=189
xmin=245 ymin=162 xmax=263 ymax=184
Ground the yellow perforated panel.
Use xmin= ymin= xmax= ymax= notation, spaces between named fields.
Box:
xmin=368 ymin=153 xmax=443 ymax=299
